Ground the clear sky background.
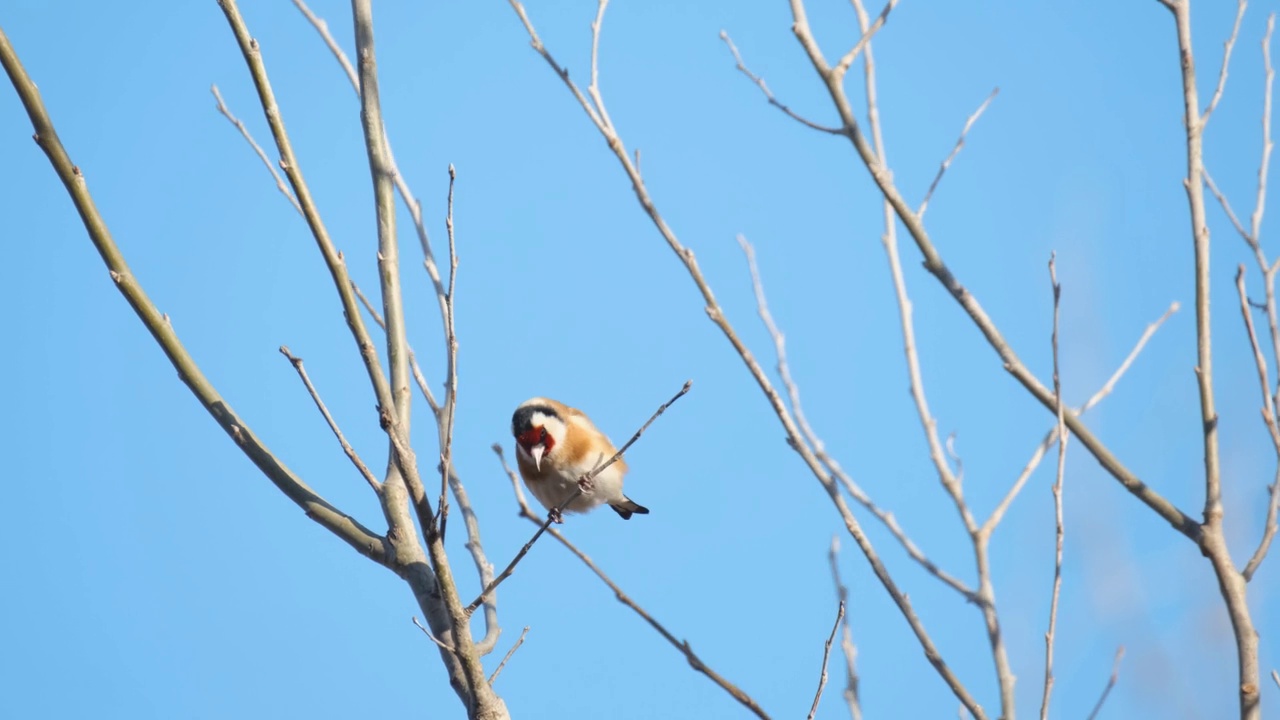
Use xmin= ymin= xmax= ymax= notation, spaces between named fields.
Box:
xmin=2 ymin=1 xmax=1279 ymax=718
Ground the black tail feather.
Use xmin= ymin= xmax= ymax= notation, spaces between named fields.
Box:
xmin=610 ymin=497 xmax=650 ymax=520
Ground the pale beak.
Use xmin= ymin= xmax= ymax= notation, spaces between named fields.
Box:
xmin=531 ymin=444 xmax=545 ymax=471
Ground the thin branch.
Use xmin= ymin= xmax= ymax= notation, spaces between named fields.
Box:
xmin=847 ymin=3 xmax=1012 ymax=711
xmin=1162 ymin=1 xmax=1260 ymax=714
xmin=215 ymin=0 xmax=400 ymax=436
xmin=740 ymin=235 xmax=974 ymax=599
xmin=918 ymin=87 xmax=998 ymax=219
xmin=1203 ymin=0 xmax=1248 ymax=126
xmin=1084 ymin=646 xmax=1126 ymax=720
xmin=487 ymin=627 xmax=529 ymax=685
xmin=413 ymin=616 xmax=457 ymax=655
xmin=984 ymin=302 xmax=1178 ymax=533
xmin=1040 ymin=255 xmax=1068 ymax=720
xmin=210 ymin=76 xmax=447 ymax=424
xmin=807 ymin=600 xmax=845 ymax=720
xmin=508 ymin=2 xmax=986 ymax=714
xmin=1243 ymin=461 xmax=1280 ymax=581
xmin=350 ymin=280 xmax=442 ymax=414
xmin=1236 ymin=268 xmax=1280 ymax=448
xmin=493 ymin=445 xmax=771 ymax=719
xmin=1272 ymin=668 xmax=1279 ymax=690
xmin=210 ymin=84 xmax=300 ymax=214
xmin=352 ymin=0 xmax=411 ymax=474
xmin=833 ymin=0 xmax=901 ymax=78
xmin=720 ymin=31 xmax=845 ymax=135
xmin=449 ymin=464 xmax=501 ymax=655
xmin=1204 ymin=170 xmax=1255 ymax=246
xmin=0 ymin=17 xmax=390 ymax=568
xmin=786 ymin=0 xmax=1200 ymax=544
xmin=293 ymin=0 xmax=455 ymax=428
xmin=1252 ymin=14 xmax=1275 ymax=245
xmin=437 ymin=164 xmax=460 ymax=538
xmin=293 ymin=0 xmax=360 ymax=92
xmin=588 ymin=0 xmax=616 ymax=132
xmin=279 ymin=346 xmax=382 ymax=494
xmin=349 ymin=4 xmax=500 ymax=715
xmin=352 ymin=257 xmax=498 ymax=655
xmin=829 ymin=536 xmax=862 ymax=720
xmin=465 ymin=382 xmax=692 ymax=614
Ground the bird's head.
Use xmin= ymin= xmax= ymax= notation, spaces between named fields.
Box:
xmin=512 ymin=399 xmax=568 ymax=471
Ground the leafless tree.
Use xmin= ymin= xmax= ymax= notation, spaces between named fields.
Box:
xmin=3 ymin=0 xmax=1278 ymax=718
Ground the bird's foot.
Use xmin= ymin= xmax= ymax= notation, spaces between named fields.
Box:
xmin=578 ymin=475 xmax=595 ymax=494
xmin=548 ymin=507 xmax=564 ymax=525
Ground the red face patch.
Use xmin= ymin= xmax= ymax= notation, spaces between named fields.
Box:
xmin=517 ymin=426 xmax=555 ymax=454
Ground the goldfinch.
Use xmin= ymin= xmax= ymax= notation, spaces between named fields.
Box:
xmin=511 ymin=397 xmax=649 ymax=521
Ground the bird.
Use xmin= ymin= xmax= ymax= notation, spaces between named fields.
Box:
xmin=511 ymin=397 xmax=649 ymax=522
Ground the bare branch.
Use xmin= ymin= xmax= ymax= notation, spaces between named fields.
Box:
xmin=786 ymin=0 xmax=1200 ymax=544
xmin=437 ymin=165 xmax=460 ymax=538
xmin=1162 ymin=0 xmax=1262 ymax=713
xmin=1202 ymin=0 xmax=1248 ymax=126
xmin=588 ymin=0 xmax=616 ymax=132
xmin=210 ymin=84 xmax=300 ymax=214
xmin=279 ymin=346 xmax=382 ymax=494
xmin=828 ymin=537 xmax=862 ymax=720
xmin=918 ymin=88 xmax=999 ymax=219
xmin=487 ymin=627 xmax=529 ymax=685
xmin=1236 ymin=268 xmax=1280 ymax=448
xmin=1252 ymin=14 xmax=1276 ymax=244
xmin=493 ymin=445 xmax=772 ymax=719
xmin=833 ymin=0 xmax=901 ymax=78
xmin=413 ymin=615 xmax=457 ymax=655
xmin=1040 ymin=255 xmax=1068 ymax=720
xmin=983 ymin=301 xmax=1178 ymax=534
xmin=807 ymin=601 xmax=845 ymax=720
xmin=1204 ymin=169 xmax=1256 ymax=246
xmin=1245 ymin=465 xmax=1280 ymax=580
xmin=1273 ymin=668 xmax=1280 ymax=690
xmin=293 ymin=0 xmax=360 ymax=92
xmin=846 ymin=3 xmax=1012 ymax=710
xmin=0 ymin=13 xmax=390 ymax=569
xmin=1085 ymin=647 xmax=1126 ymax=720
xmin=350 ymin=280 xmax=442 ymax=414
xmin=294 ymin=0 xmax=456 ymax=429
xmin=510 ymin=3 xmax=985 ymax=714
xmin=720 ymin=31 xmax=845 ymax=135
xmin=740 ymin=235 xmax=974 ymax=599
xmin=466 ymin=382 xmax=692 ymax=614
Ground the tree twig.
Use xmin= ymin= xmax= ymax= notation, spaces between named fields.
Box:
xmin=437 ymin=164 xmax=460 ymax=539
xmin=1084 ymin=646 xmax=1126 ymax=720
xmin=847 ymin=1 xmax=1012 ymax=710
xmin=1160 ymin=1 xmax=1260 ymax=714
xmin=487 ymin=627 xmax=529 ymax=685
xmin=492 ymin=445 xmax=771 ymax=718
xmin=740 ymin=234 xmax=975 ymax=600
xmin=507 ymin=2 xmax=986 ymax=714
xmin=719 ymin=31 xmax=844 ymax=135
xmin=983 ymin=302 xmax=1179 ymax=534
xmin=1203 ymin=0 xmax=1248 ymax=126
xmin=0 ymin=12 xmax=390 ymax=569
xmin=279 ymin=346 xmax=382 ymax=494
xmin=918 ymin=87 xmax=999 ymax=219
xmin=210 ymin=84 xmax=300 ymax=213
xmin=1040 ymin=254 xmax=1068 ymax=720
xmin=828 ymin=536 xmax=862 ymax=720
xmin=465 ymin=381 xmax=692 ymax=614
xmin=784 ymin=0 xmax=1200 ymax=543
xmin=806 ymin=600 xmax=845 ymax=720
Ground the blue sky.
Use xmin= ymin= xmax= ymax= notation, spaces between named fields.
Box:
xmin=2 ymin=1 xmax=1278 ymax=718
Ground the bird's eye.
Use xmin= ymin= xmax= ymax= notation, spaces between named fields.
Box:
xmin=539 ymin=428 xmax=547 ymax=442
